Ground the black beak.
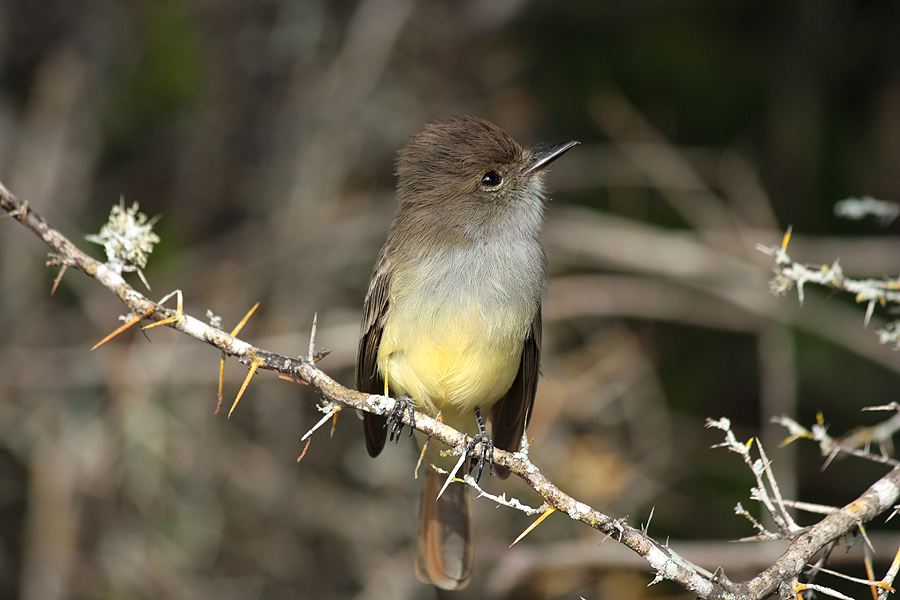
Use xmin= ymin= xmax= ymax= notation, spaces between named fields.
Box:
xmin=521 ymin=140 xmax=579 ymax=177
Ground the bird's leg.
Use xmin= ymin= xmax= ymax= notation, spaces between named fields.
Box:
xmin=386 ymin=394 xmax=415 ymax=442
xmin=466 ymin=406 xmax=494 ymax=482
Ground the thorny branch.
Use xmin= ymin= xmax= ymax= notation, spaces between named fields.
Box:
xmin=758 ymin=229 xmax=900 ymax=348
xmin=711 ymin=416 xmax=900 ymax=599
xmin=774 ymin=408 xmax=900 ymax=471
xmin=4 ymin=182 xmax=900 ymax=599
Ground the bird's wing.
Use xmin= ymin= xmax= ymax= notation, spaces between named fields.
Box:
xmin=490 ymin=307 xmax=541 ymax=478
xmin=356 ymin=248 xmax=392 ymax=457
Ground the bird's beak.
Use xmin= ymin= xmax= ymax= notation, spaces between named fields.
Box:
xmin=521 ymin=140 xmax=579 ymax=177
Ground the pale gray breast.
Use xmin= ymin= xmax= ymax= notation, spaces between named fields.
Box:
xmin=392 ymin=232 xmax=545 ymax=340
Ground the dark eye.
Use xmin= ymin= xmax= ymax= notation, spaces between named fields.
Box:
xmin=481 ymin=170 xmax=502 ymax=188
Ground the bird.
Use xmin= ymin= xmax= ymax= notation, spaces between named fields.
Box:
xmin=356 ymin=116 xmax=576 ymax=589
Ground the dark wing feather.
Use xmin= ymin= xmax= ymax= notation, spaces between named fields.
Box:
xmin=490 ymin=307 xmax=541 ymax=479
xmin=357 ymin=249 xmax=392 ymax=457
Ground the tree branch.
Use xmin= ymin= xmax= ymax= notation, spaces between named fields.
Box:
xmin=4 ymin=181 xmax=899 ymax=599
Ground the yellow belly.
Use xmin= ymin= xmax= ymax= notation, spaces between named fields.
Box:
xmin=377 ymin=300 xmax=524 ymax=431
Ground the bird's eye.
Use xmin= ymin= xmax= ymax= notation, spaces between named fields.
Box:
xmin=481 ymin=170 xmax=502 ymax=188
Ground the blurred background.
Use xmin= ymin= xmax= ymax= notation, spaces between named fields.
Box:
xmin=2 ymin=1 xmax=900 ymax=598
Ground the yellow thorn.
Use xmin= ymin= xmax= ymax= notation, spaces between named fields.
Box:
xmin=330 ymin=406 xmax=342 ymax=437
xmin=142 ymin=289 xmax=185 ymax=330
xmin=231 ymin=302 xmax=260 ymax=336
xmin=779 ymin=431 xmax=811 ymax=447
xmin=214 ymin=302 xmax=260 ymax=415
xmin=228 ymin=355 xmax=263 ymax=418
xmin=142 ymin=314 xmax=182 ymax=330
xmin=91 ymin=310 xmax=149 ymax=350
xmin=214 ymin=354 xmax=226 ymax=415
xmin=863 ymin=546 xmax=878 ymax=600
xmin=745 ymin=438 xmax=754 ymax=449
xmin=414 ymin=439 xmax=429 ymax=479
xmin=510 ymin=507 xmax=556 ymax=547
xmin=781 ymin=225 xmax=792 ymax=250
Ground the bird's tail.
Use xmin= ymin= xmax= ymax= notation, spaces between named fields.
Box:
xmin=415 ymin=469 xmax=472 ymax=590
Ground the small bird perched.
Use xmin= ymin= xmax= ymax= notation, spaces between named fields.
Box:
xmin=356 ymin=116 xmax=576 ymax=589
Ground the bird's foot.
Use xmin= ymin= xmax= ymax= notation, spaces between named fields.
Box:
xmin=386 ymin=394 xmax=415 ymax=442
xmin=466 ymin=406 xmax=494 ymax=483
